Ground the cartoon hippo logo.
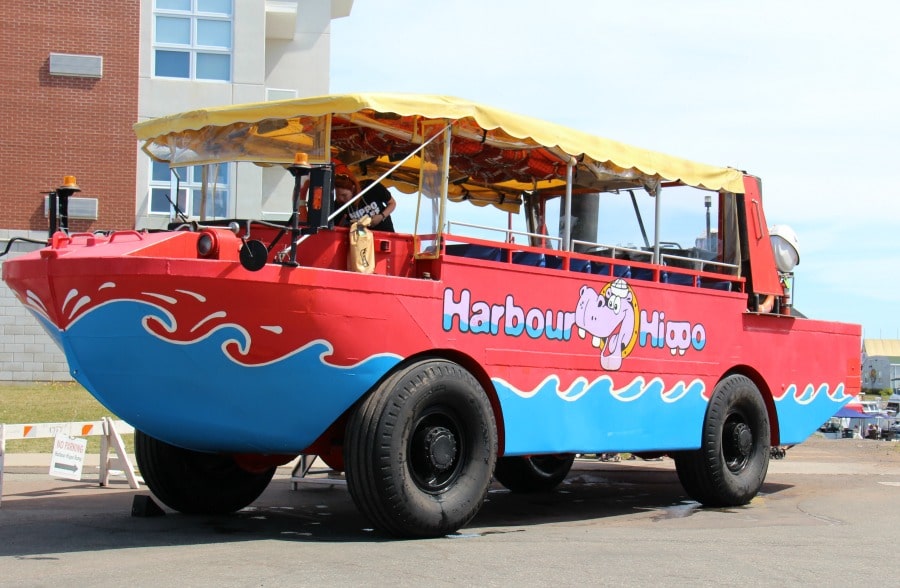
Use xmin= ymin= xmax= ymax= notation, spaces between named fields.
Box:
xmin=574 ymin=279 xmax=639 ymax=371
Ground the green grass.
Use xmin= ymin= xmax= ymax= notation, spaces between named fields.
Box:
xmin=0 ymin=382 xmax=133 ymax=454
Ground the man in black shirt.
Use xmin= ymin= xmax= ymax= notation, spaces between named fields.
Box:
xmin=335 ymin=174 xmax=396 ymax=232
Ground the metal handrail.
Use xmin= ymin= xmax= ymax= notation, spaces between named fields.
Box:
xmin=446 ymin=221 xmax=562 ymax=246
xmin=571 ymin=240 xmax=652 ymax=261
xmin=660 ymin=253 xmax=739 ymax=273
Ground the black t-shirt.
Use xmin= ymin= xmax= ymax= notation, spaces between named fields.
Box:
xmin=344 ymin=181 xmax=395 ymax=232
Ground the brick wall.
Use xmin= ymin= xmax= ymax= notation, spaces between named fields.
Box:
xmin=0 ymin=2 xmax=140 ymax=232
xmin=1 ymin=231 xmax=71 ymax=381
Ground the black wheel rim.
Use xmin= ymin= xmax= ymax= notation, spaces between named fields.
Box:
xmin=722 ymin=411 xmax=754 ymax=473
xmin=408 ymin=408 xmax=465 ymax=494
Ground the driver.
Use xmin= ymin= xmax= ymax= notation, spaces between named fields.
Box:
xmin=334 ymin=167 xmax=396 ymax=232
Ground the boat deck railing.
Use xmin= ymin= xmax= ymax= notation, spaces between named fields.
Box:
xmin=443 ymin=228 xmax=743 ymax=292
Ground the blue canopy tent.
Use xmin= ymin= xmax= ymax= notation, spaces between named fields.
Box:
xmin=833 ymin=407 xmax=888 ymax=419
xmin=830 ymin=406 xmax=894 ymax=439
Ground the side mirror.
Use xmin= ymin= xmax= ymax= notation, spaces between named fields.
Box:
xmin=239 ymin=240 xmax=268 ymax=272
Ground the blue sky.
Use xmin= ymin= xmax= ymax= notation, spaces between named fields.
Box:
xmin=329 ymin=1 xmax=899 ymax=339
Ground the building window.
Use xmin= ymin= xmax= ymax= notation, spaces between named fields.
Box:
xmin=153 ymin=0 xmax=233 ymax=82
xmin=267 ymin=88 xmax=298 ymax=101
xmin=149 ymin=160 xmax=231 ymax=219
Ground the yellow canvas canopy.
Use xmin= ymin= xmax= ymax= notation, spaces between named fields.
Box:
xmin=134 ymin=93 xmax=746 ymax=212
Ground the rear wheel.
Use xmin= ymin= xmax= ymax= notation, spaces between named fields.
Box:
xmin=344 ymin=359 xmax=498 ymax=538
xmin=494 ymin=454 xmax=575 ymax=493
xmin=674 ymin=374 xmax=770 ymax=506
xmin=135 ymin=430 xmax=275 ymax=514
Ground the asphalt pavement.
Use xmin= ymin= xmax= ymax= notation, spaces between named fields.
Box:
xmin=1 ymin=437 xmax=899 ymax=587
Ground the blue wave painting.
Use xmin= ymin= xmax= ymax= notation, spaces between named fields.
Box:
xmin=494 ymin=375 xmax=708 ymax=454
xmin=40 ymin=300 xmax=402 ymax=453
xmin=776 ymin=383 xmax=852 ymax=444
xmin=494 ymin=375 xmax=851 ymax=454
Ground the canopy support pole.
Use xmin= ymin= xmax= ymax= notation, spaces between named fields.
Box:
xmin=437 ymin=124 xmax=452 ymax=248
xmin=200 ymin=165 xmax=209 ymax=221
xmin=563 ymin=158 xmax=575 ymax=251
xmin=652 ymin=185 xmax=662 ymax=264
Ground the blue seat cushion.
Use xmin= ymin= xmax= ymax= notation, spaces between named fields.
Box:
xmin=446 ymin=244 xmax=504 ymax=261
xmin=512 ymin=251 xmax=546 ymax=267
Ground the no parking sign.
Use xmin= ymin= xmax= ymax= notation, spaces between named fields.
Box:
xmin=49 ymin=433 xmax=87 ymax=481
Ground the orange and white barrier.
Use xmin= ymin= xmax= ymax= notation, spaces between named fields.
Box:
xmin=0 ymin=417 xmax=140 ymax=506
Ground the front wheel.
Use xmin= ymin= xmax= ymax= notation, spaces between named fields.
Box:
xmin=344 ymin=359 xmax=498 ymax=538
xmin=674 ymin=374 xmax=770 ymax=506
xmin=135 ymin=430 xmax=275 ymax=514
xmin=494 ymin=454 xmax=575 ymax=493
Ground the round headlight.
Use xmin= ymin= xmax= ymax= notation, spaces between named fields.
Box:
xmin=197 ymin=231 xmax=218 ymax=258
xmin=769 ymin=224 xmax=799 ymax=273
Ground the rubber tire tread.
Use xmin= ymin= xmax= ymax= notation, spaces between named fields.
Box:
xmin=673 ymin=374 xmax=770 ymax=507
xmin=344 ymin=367 xmax=409 ymax=534
xmin=135 ymin=430 xmax=276 ymax=515
xmin=493 ymin=454 xmax=575 ymax=493
xmin=344 ymin=359 xmax=497 ymax=538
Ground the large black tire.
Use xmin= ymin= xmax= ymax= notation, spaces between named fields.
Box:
xmin=135 ymin=430 xmax=275 ymax=515
xmin=494 ymin=454 xmax=575 ymax=493
xmin=344 ymin=359 xmax=498 ymax=538
xmin=674 ymin=374 xmax=770 ymax=506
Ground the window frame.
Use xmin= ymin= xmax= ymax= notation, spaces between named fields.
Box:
xmin=149 ymin=160 xmax=233 ymax=220
xmin=152 ymin=0 xmax=234 ymax=82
